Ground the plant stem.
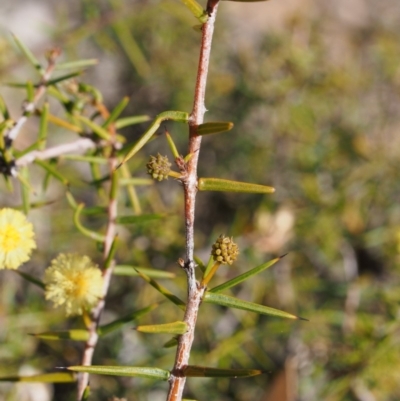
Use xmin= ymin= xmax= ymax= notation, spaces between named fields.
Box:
xmin=166 ymin=2 xmax=220 ymax=400
xmin=76 ymin=115 xmax=119 ymax=401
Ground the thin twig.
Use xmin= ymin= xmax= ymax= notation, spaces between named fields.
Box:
xmin=76 ymin=110 xmax=119 ymax=401
xmin=166 ymin=2 xmax=220 ymax=400
xmin=15 ymin=138 xmax=96 ymax=167
xmin=5 ymin=49 xmax=61 ymax=143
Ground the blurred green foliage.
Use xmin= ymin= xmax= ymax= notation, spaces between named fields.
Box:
xmin=1 ymin=0 xmax=400 ymax=400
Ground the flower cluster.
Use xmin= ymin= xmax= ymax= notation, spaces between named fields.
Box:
xmin=146 ymin=153 xmax=171 ymax=181
xmin=44 ymin=253 xmax=104 ymax=316
xmin=0 ymin=208 xmax=36 ymax=270
xmin=211 ymin=235 xmax=239 ymax=265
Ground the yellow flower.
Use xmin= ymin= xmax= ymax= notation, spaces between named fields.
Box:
xmin=44 ymin=253 xmax=104 ymax=316
xmin=0 ymin=208 xmax=36 ymax=270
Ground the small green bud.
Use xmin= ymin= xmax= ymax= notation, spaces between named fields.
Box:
xmin=146 ymin=153 xmax=171 ymax=181
xmin=211 ymin=235 xmax=239 ymax=265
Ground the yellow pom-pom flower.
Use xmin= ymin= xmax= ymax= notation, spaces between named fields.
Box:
xmin=0 ymin=208 xmax=36 ymax=270
xmin=44 ymin=253 xmax=104 ymax=316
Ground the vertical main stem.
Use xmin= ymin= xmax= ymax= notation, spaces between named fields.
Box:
xmin=166 ymin=2 xmax=220 ymax=401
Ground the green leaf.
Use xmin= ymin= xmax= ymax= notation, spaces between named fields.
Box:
xmin=30 ymin=330 xmax=89 ymax=341
xmin=198 ymin=178 xmax=275 ymax=194
xmin=119 ymin=177 xmax=154 ymax=186
xmin=74 ymin=115 xmax=112 ymax=141
xmin=115 ymin=115 xmax=151 ymax=129
xmin=203 ymin=292 xmax=304 ymax=320
xmin=119 ymin=110 xmax=189 ymax=167
xmin=114 ymin=265 xmax=175 ymax=279
xmin=38 ymin=102 xmax=49 ymax=150
xmin=180 ymin=0 xmax=208 ymax=23
xmin=19 ymin=166 xmax=30 ymax=214
xmin=103 ymin=96 xmax=130 ymax=129
xmin=34 ymin=160 xmax=69 ymax=185
xmin=0 ymin=372 xmax=75 ymax=383
xmin=203 ymin=255 xmax=215 ymax=277
xmin=0 ymin=94 xmax=10 ymax=119
xmin=12 ymin=34 xmax=43 ymax=73
xmin=81 ymin=385 xmax=90 ymax=401
xmin=67 ymin=366 xmax=170 ymax=381
xmin=55 ymin=59 xmax=98 ymax=70
xmin=136 ymin=321 xmax=187 ymax=335
xmin=115 ymin=213 xmax=166 ymax=225
xmin=104 ymin=235 xmax=118 ymax=270
xmin=194 ymin=255 xmax=206 ymax=273
xmin=209 ymin=256 xmax=284 ymax=293
xmin=165 ymin=129 xmax=180 ymax=159
xmin=73 ymin=203 xmax=106 ymax=242
xmin=112 ymin=19 xmax=151 ymax=79
xmin=15 ymin=270 xmax=45 ymax=289
xmin=45 ymin=71 xmax=82 ymax=86
xmin=182 ymin=365 xmax=263 ymax=378
xmin=98 ymin=304 xmax=159 ymax=336
xmin=135 ymin=270 xmax=186 ymax=310
xmin=61 ymin=155 xmax=108 ymax=164
xmin=197 ymin=122 xmax=234 ymax=136
xmin=163 ymin=337 xmax=179 ymax=348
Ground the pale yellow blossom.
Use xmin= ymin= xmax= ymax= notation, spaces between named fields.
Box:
xmin=0 ymin=208 xmax=36 ymax=270
xmin=44 ymin=253 xmax=104 ymax=316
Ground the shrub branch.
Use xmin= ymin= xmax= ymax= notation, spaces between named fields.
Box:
xmin=166 ymin=1 xmax=220 ymax=400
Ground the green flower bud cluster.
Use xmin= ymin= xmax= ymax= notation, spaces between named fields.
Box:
xmin=146 ymin=153 xmax=171 ymax=181
xmin=211 ymin=235 xmax=239 ymax=265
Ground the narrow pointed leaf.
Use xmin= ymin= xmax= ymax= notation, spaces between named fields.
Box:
xmin=12 ymin=34 xmax=43 ymax=72
xmin=115 ymin=115 xmax=151 ymax=129
xmin=26 ymin=80 xmax=34 ymax=103
xmin=19 ymin=166 xmax=30 ymax=214
xmin=203 ymin=292 xmax=303 ymax=320
xmin=135 ymin=270 xmax=186 ymax=310
xmin=61 ymin=155 xmax=108 ymax=164
xmin=197 ymin=122 xmax=234 ymax=136
xmin=116 ymin=213 xmax=166 ymax=225
xmin=114 ymin=265 xmax=175 ymax=279
xmin=203 ymin=255 xmax=215 ymax=277
xmin=55 ymin=59 xmax=98 ymax=70
xmin=15 ymin=271 xmax=45 ymax=289
xmin=35 ymin=160 xmax=69 ymax=185
xmin=30 ymin=330 xmax=89 ymax=341
xmin=180 ymin=0 xmax=208 ymax=23
xmin=0 ymin=372 xmax=75 ymax=383
xmin=46 ymin=113 xmax=83 ymax=133
xmin=194 ymin=255 xmax=206 ymax=273
xmin=98 ymin=304 xmax=159 ymax=336
xmin=104 ymin=235 xmax=118 ymax=270
xmin=38 ymin=102 xmax=49 ymax=150
xmin=119 ymin=177 xmax=154 ymax=186
xmin=182 ymin=365 xmax=263 ymax=378
xmin=136 ymin=321 xmax=187 ymax=335
xmin=209 ymin=256 xmax=284 ymax=293
xmin=198 ymin=178 xmax=275 ymax=194
xmin=73 ymin=203 xmax=106 ymax=242
xmin=81 ymin=385 xmax=90 ymax=401
xmin=119 ymin=110 xmax=189 ymax=166
xmin=165 ymin=130 xmax=180 ymax=159
xmin=0 ymin=94 xmax=10 ymax=119
xmin=163 ymin=337 xmax=179 ymax=348
xmin=103 ymin=96 xmax=130 ymax=128
xmin=67 ymin=366 xmax=170 ymax=381
xmin=46 ymin=71 xmax=82 ymax=86
xmin=75 ymin=115 xmax=112 ymax=140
